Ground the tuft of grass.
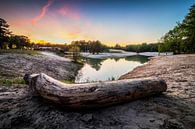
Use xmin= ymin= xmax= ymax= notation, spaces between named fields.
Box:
xmin=0 ymin=77 xmax=26 ymax=86
xmin=0 ymin=49 xmax=40 ymax=55
xmin=61 ymin=80 xmax=75 ymax=84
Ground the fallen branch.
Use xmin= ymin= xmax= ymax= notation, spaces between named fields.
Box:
xmin=24 ymin=73 xmax=167 ymax=109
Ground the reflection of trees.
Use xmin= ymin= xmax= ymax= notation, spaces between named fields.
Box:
xmin=125 ymin=55 xmax=149 ymax=64
xmin=81 ymin=55 xmax=149 ymax=71
xmin=82 ymin=58 xmax=106 ymax=71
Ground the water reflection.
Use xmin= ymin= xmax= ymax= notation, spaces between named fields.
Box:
xmin=75 ymin=56 xmax=149 ymax=83
xmin=80 ymin=58 xmax=106 ymax=71
xmin=125 ymin=56 xmax=149 ymax=64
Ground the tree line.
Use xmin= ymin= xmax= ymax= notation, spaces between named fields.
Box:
xmin=0 ymin=18 xmax=32 ymax=49
xmin=0 ymin=16 xmax=170 ymax=54
xmin=0 ymin=17 xmax=107 ymax=54
xmin=111 ymin=43 xmax=158 ymax=52
xmin=69 ymin=40 xmax=107 ymax=54
xmin=159 ymin=4 xmax=195 ymax=54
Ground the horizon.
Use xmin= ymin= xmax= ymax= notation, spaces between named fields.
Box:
xmin=0 ymin=0 xmax=194 ymax=46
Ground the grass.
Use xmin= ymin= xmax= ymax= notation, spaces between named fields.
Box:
xmin=61 ymin=80 xmax=75 ymax=84
xmin=0 ymin=77 xmax=26 ymax=86
xmin=0 ymin=49 xmax=40 ymax=55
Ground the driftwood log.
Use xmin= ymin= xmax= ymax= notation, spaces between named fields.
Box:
xmin=24 ymin=73 xmax=167 ymax=109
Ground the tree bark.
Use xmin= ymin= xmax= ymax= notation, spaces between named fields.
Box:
xmin=24 ymin=73 xmax=167 ymax=109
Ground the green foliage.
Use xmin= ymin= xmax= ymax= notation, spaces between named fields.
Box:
xmin=9 ymin=35 xmax=32 ymax=49
xmin=61 ymin=80 xmax=75 ymax=84
xmin=160 ymin=4 xmax=195 ymax=54
xmin=125 ymin=43 xmax=158 ymax=52
xmin=125 ymin=55 xmax=149 ymax=64
xmin=0 ymin=49 xmax=39 ymax=55
xmin=181 ymin=4 xmax=195 ymax=53
xmin=71 ymin=40 xmax=107 ymax=54
xmin=0 ymin=18 xmax=11 ymax=49
xmin=0 ymin=77 xmax=26 ymax=86
xmin=88 ymin=40 xmax=104 ymax=54
xmin=69 ymin=44 xmax=80 ymax=62
xmin=0 ymin=17 xmax=32 ymax=50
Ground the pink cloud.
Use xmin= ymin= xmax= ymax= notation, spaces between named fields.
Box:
xmin=32 ymin=0 xmax=54 ymax=25
xmin=57 ymin=6 xmax=81 ymax=20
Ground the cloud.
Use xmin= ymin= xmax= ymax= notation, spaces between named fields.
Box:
xmin=32 ymin=0 xmax=54 ymax=24
xmin=57 ymin=5 xmax=81 ymax=20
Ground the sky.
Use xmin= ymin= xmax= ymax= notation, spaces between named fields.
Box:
xmin=0 ymin=0 xmax=194 ymax=46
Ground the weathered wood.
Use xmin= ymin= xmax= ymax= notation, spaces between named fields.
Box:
xmin=24 ymin=73 xmax=167 ymax=109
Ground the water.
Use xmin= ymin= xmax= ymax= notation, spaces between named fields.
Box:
xmin=75 ymin=56 xmax=149 ymax=83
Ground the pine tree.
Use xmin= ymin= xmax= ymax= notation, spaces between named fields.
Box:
xmin=161 ymin=4 xmax=195 ymax=54
xmin=181 ymin=4 xmax=195 ymax=53
xmin=0 ymin=18 xmax=11 ymax=49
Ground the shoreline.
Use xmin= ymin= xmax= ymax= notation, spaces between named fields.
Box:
xmin=120 ymin=54 xmax=195 ymax=128
xmin=0 ymin=51 xmax=82 ymax=81
xmin=0 ymin=53 xmax=194 ymax=129
xmin=80 ymin=52 xmax=173 ymax=59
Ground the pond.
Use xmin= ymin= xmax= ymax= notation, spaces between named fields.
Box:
xmin=75 ymin=55 xmax=149 ymax=83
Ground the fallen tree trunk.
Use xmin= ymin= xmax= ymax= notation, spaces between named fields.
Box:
xmin=24 ymin=73 xmax=167 ymax=109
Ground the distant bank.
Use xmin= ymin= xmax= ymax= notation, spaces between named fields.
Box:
xmin=81 ymin=50 xmax=173 ymax=59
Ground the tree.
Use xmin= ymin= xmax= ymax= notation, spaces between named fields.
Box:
xmin=70 ymin=40 xmax=107 ymax=54
xmin=9 ymin=35 xmax=31 ymax=49
xmin=89 ymin=40 xmax=104 ymax=54
xmin=125 ymin=43 xmax=158 ymax=52
xmin=0 ymin=18 xmax=33 ymax=49
xmin=69 ymin=44 xmax=80 ymax=62
xmin=161 ymin=24 xmax=184 ymax=54
xmin=114 ymin=44 xmax=122 ymax=49
xmin=181 ymin=4 xmax=195 ymax=53
xmin=71 ymin=40 xmax=89 ymax=52
xmin=160 ymin=4 xmax=195 ymax=54
xmin=0 ymin=18 xmax=11 ymax=49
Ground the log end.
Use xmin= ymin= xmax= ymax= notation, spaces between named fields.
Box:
xmin=24 ymin=73 xmax=40 ymax=95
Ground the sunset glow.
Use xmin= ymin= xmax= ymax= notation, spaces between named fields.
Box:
xmin=0 ymin=0 xmax=193 ymax=45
